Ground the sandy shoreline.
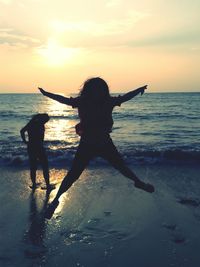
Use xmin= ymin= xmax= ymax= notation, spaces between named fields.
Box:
xmin=0 ymin=164 xmax=200 ymax=267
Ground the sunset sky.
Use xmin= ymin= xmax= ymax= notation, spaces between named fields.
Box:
xmin=0 ymin=0 xmax=200 ymax=93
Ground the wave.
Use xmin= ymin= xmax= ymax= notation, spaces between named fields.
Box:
xmin=0 ymin=112 xmax=30 ymax=120
xmin=0 ymin=112 xmax=79 ymax=121
xmin=1 ymin=110 xmax=198 ymax=123
xmin=1 ymin=147 xmax=199 ymax=168
xmin=50 ymin=114 xmax=78 ymax=120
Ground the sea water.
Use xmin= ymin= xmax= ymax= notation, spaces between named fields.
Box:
xmin=0 ymin=92 xmax=199 ymax=167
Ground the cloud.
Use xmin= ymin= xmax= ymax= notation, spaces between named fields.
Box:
xmin=0 ymin=0 xmax=12 ymax=4
xmin=44 ymin=10 xmax=151 ymax=51
xmin=0 ymin=0 xmax=40 ymax=5
xmin=0 ymin=28 xmax=40 ymax=48
xmin=106 ymin=0 xmax=121 ymax=8
xmin=128 ymin=29 xmax=200 ymax=48
xmin=51 ymin=10 xmax=149 ymax=37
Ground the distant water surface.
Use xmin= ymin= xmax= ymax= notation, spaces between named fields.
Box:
xmin=0 ymin=92 xmax=199 ymax=167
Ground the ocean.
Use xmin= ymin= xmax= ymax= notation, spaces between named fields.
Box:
xmin=0 ymin=92 xmax=200 ymax=167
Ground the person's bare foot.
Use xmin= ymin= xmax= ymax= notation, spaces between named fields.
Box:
xmin=29 ymin=182 xmax=41 ymax=190
xmin=135 ymin=180 xmax=155 ymax=193
xmin=41 ymin=184 xmax=56 ymax=192
xmin=44 ymin=199 xmax=59 ymax=219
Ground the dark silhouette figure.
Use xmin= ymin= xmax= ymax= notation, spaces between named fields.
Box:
xmin=20 ymin=113 xmax=53 ymax=190
xmin=23 ymin=190 xmax=50 ymax=259
xmin=38 ymin=77 xmax=155 ymax=218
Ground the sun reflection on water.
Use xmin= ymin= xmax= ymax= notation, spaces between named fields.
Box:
xmin=44 ymin=98 xmax=79 ymax=145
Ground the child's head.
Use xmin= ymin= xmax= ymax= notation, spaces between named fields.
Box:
xmin=80 ymin=77 xmax=110 ymax=101
xmin=32 ymin=113 xmax=49 ymax=124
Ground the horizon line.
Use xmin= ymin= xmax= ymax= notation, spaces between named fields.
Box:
xmin=0 ymin=91 xmax=200 ymax=94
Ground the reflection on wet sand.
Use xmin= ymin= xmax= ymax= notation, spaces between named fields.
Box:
xmin=23 ymin=190 xmax=50 ymax=261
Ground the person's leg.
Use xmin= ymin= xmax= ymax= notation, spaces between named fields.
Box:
xmin=39 ymin=148 xmax=50 ymax=187
xmin=28 ymin=147 xmax=37 ymax=188
xmin=45 ymin=143 xmax=93 ymax=219
xmin=54 ymin=145 xmax=92 ymax=202
xmin=30 ymin=166 xmax=37 ymax=188
xmin=101 ymin=139 xmax=154 ymax=193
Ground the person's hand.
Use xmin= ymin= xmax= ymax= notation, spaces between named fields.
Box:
xmin=38 ymin=87 xmax=46 ymax=95
xmin=22 ymin=139 xmax=28 ymax=145
xmin=140 ymin=85 xmax=148 ymax=95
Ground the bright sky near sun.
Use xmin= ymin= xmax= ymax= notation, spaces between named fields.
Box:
xmin=0 ymin=0 xmax=200 ymax=93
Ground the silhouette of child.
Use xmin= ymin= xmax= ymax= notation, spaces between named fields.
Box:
xmin=39 ymin=77 xmax=154 ymax=218
xmin=20 ymin=113 xmax=53 ymax=191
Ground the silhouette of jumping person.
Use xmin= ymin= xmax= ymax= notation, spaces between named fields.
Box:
xmin=20 ymin=113 xmax=53 ymax=190
xmin=38 ymin=77 xmax=155 ymax=218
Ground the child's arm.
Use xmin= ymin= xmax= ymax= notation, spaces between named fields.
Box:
xmin=120 ymin=85 xmax=147 ymax=103
xmin=38 ymin=87 xmax=72 ymax=105
xmin=20 ymin=125 xmax=29 ymax=144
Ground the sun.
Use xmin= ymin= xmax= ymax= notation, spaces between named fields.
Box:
xmin=37 ymin=38 xmax=77 ymax=66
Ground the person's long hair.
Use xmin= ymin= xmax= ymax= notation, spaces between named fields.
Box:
xmin=79 ymin=77 xmax=110 ymax=104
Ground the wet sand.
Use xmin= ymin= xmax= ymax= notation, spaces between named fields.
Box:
xmin=0 ymin=164 xmax=200 ymax=267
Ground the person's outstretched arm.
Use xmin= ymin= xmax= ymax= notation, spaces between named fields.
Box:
xmin=119 ymin=85 xmax=147 ymax=104
xmin=38 ymin=87 xmax=72 ymax=105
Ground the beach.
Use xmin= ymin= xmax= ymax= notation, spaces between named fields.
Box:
xmin=1 ymin=163 xmax=200 ymax=267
